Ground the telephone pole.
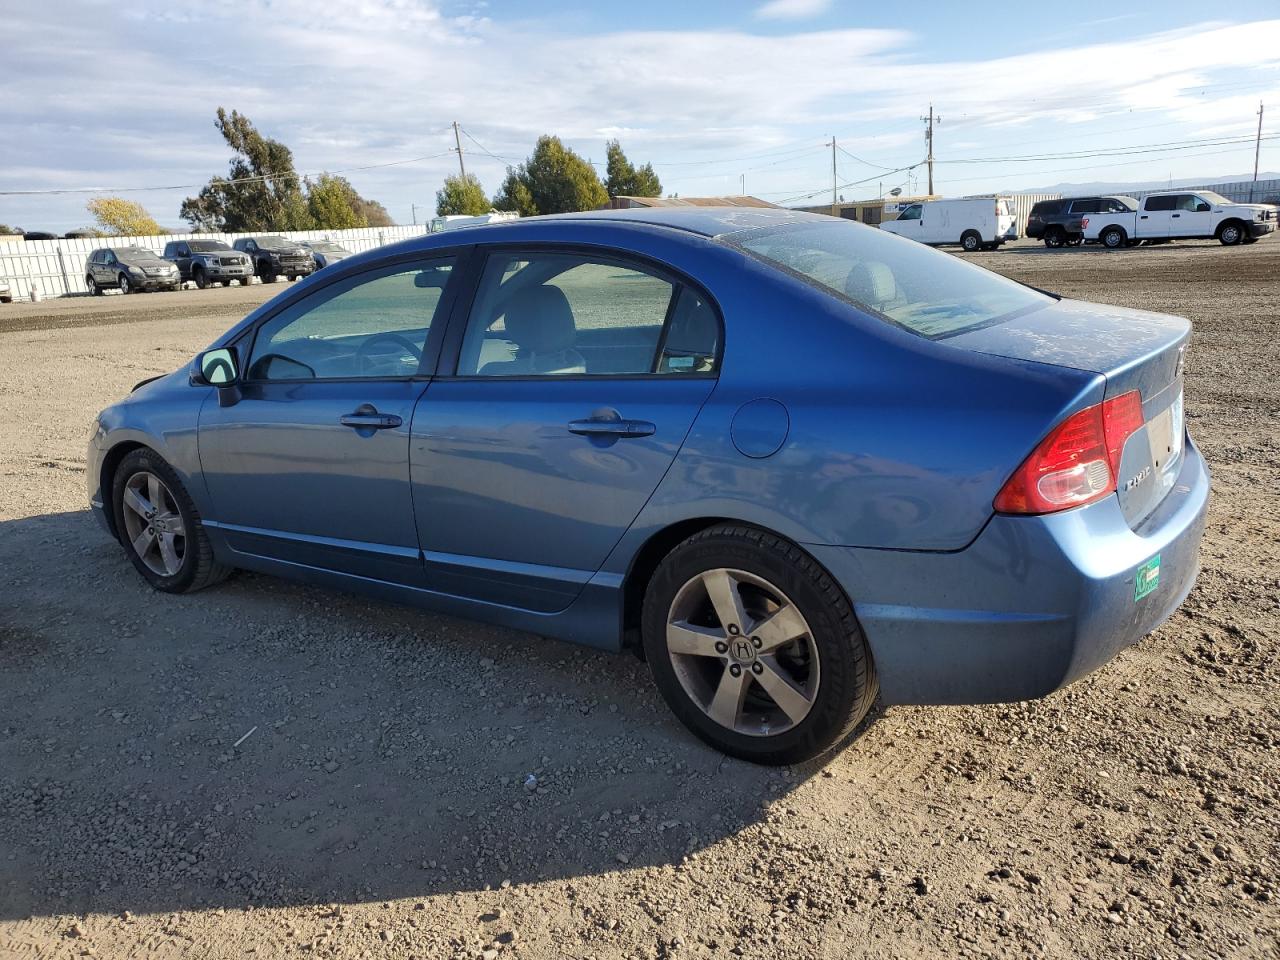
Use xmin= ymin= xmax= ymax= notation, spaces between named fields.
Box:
xmin=921 ymin=104 xmax=941 ymax=196
xmin=1251 ymin=102 xmax=1264 ymax=202
xmin=452 ymin=121 xmax=466 ymax=179
xmin=829 ymin=137 xmax=838 ymax=216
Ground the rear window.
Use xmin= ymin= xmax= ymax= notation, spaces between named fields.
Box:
xmin=729 ymin=220 xmax=1048 ymax=339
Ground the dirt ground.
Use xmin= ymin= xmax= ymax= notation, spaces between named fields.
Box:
xmin=0 ymin=240 xmax=1276 ymax=959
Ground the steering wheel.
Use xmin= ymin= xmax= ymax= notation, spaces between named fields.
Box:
xmin=356 ymin=333 xmax=421 ymax=376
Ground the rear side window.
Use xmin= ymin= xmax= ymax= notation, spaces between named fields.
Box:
xmin=1031 ymin=201 xmax=1061 ymax=216
xmin=456 ymin=252 xmax=720 ymax=377
xmin=1144 ymin=195 xmax=1176 ymax=211
xmin=1069 ymin=199 xmax=1102 ymax=214
xmin=731 ymin=220 xmax=1048 ymax=339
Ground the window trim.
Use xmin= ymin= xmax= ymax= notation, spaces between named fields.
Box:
xmin=436 ymin=243 xmax=725 ymax=382
xmin=240 ymin=252 xmax=465 ymax=386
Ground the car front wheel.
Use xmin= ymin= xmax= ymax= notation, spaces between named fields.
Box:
xmin=118 ymin=273 xmax=132 ymax=294
xmin=112 ymin=448 xmax=230 ymax=593
xmin=1218 ymin=222 xmax=1243 ymax=246
xmin=641 ymin=525 xmax=877 ymax=765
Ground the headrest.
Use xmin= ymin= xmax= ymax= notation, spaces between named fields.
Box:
xmin=664 ymin=298 xmax=719 ymax=356
xmin=844 ymin=261 xmax=897 ymax=307
xmin=503 ymin=286 xmax=576 ymax=354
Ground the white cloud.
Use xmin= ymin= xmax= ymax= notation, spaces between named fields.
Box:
xmin=756 ymin=0 xmax=833 ymax=20
xmin=1 ymin=5 xmax=1278 ymax=228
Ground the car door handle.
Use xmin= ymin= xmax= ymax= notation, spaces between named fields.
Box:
xmin=1171 ymin=213 xmax=1180 ymax=218
xmin=1140 ymin=215 xmax=1148 ymax=219
xmin=340 ymin=406 xmax=402 ymax=430
xmin=568 ymin=417 xmax=655 ymax=438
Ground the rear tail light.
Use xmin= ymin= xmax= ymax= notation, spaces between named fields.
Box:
xmin=1080 ymin=217 xmax=1090 ymax=228
xmin=994 ymin=391 xmax=1144 ymax=514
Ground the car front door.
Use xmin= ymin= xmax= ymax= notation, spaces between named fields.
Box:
xmin=197 ymin=255 xmax=461 ymax=584
xmin=171 ymin=243 xmax=192 ymax=278
xmin=410 ymin=249 xmax=722 ymax=612
xmin=1172 ymin=194 xmax=1213 ymax=238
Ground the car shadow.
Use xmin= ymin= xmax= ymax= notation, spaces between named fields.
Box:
xmin=0 ymin=510 xmax=880 ymax=921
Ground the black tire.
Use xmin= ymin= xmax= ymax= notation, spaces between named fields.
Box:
xmin=258 ymin=260 xmax=277 ymax=283
xmin=221 ymin=279 xmax=232 ymax=287
xmin=641 ymin=524 xmax=877 ymax=765
xmin=960 ymin=231 xmax=981 ymax=252
xmin=193 ymin=267 xmax=208 ymax=289
xmin=118 ymin=273 xmax=133 ymax=294
xmin=1101 ymin=226 xmax=1127 ymax=250
xmin=0 ymin=294 xmax=11 ymax=304
xmin=1044 ymin=228 xmax=1065 ymax=249
xmin=1218 ymin=220 xmax=1244 ymax=246
xmin=111 ymin=448 xmax=231 ymax=594
xmin=86 ymin=276 xmax=101 ymax=296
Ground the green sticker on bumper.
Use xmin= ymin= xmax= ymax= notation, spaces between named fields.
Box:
xmin=1135 ymin=554 xmax=1161 ymax=601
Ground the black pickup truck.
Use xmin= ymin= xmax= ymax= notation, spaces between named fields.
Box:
xmin=1026 ymin=196 xmax=1135 ymax=248
xmin=232 ymin=236 xmax=316 ymax=283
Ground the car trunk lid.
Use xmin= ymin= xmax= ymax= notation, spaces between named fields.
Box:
xmin=945 ymin=298 xmax=1189 ymax=529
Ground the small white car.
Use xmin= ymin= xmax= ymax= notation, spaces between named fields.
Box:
xmin=879 ymin=198 xmax=1019 ymax=251
xmin=0 ymin=277 xmax=12 ymax=304
xmin=1081 ymin=191 xmax=1277 ymax=248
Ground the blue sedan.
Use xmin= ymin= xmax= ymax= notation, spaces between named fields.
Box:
xmin=87 ymin=208 xmax=1209 ymax=764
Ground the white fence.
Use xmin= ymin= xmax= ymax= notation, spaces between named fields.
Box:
xmin=0 ymin=224 xmax=432 ymax=300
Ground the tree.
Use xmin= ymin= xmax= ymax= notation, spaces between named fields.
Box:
xmin=307 ymin=173 xmax=368 ymax=229
xmin=181 ymin=108 xmax=313 ymax=232
xmin=436 ymin=173 xmax=491 ymax=216
xmin=86 ymin=197 xmax=163 ymax=236
xmin=0 ymin=224 xmax=21 ymax=235
xmin=492 ymin=135 xmax=607 ymax=216
xmin=352 ymin=196 xmax=394 ymax=227
xmin=604 ymin=140 xmax=661 ymax=198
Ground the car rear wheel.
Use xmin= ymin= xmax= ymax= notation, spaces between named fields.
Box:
xmin=961 ymin=231 xmax=981 ymax=252
xmin=1101 ymin=226 xmax=1127 ymax=249
xmin=112 ymin=448 xmax=230 ymax=594
xmin=1044 ymin=228 xmax=1065 ymax=248
xmin=641 ymin=525 xmax=877 ymax=765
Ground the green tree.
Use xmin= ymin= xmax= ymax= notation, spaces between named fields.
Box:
xmin=352 ymin=196 xmax=394 ymax=227
xmin=436 ymin=173 xmax=491 ymax=216
xmin=306 ymin=173 xmax=368 ymax=229
xmin=604 ymin=140 xmax=661 ymax=198
xmin=180 ymin=108 xmax=314 ymax=232
xmin=493 ymin=135 xmax=607 ymax=216
xmin=0 ymin=224 xmax=21 ymax=235
xmin=86 ymin=197 xmax=163 ymax=236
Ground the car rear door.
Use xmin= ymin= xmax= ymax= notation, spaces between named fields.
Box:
xmin=197 ymin=254 xmax=461 ymax=585
xmin=1140 ymin=195 xmax=1176 ymax=237
xmin=409 ymin=247 xmax=721 ymax=612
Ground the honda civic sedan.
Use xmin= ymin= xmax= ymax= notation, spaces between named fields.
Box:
xmin=87 ymin=208 xmax=1209 ymax=764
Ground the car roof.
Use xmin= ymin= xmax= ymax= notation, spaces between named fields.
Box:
xmin=528 ymin=206 xmax=830 ymax=238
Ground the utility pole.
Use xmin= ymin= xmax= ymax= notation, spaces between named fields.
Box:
xmin=1251 ymin=102 xmax=1264 ymax=202
xmin=829 ymin=137 xmax=838 ymax=216
xmin=740 ymin=173 xmax=745 ymax=196
xmin=452 ymin=121 xmax=466 ymax=179
xmin=921 ymin=104 xmax=941 ymax=196
xmin=411 ymin=203 xmax=418 ymax=226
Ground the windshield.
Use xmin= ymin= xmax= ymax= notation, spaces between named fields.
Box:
xmin=188 ymin=240 xmax=230 ymax=252
xmin=730 ymin=220 xmax=1049 ymax=339
xmin=311 ymin=243 xmax=345 ymax=253
xmin=1196 ymin=191 xmax=1231 ymax=205
xmin=257 ymin=236 xmax=294 ymax=250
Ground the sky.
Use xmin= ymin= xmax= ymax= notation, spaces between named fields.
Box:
xmin=2 ymin=0 xmax=1279 ymax=231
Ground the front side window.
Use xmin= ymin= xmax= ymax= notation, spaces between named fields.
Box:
xmin=897 ymin=204 xmax=922 ymax=221
xmin=456 ymin=252 xmax=719 ymax=377
xmin=731 ymin=220 xmax=1048 ymax=339
xmin=247 ymin=259 xmax=455 ymax=381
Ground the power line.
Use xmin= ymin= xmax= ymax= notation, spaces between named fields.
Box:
xmin=939 ymin=131 xmax=1278 ymax=165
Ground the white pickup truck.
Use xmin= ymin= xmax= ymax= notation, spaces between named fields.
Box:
xmin=1081 ymin=190 xmax=1276 ymax=248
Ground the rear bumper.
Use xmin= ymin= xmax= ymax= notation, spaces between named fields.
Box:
xmin=808 ymin=437 xmax=1210 ymax=705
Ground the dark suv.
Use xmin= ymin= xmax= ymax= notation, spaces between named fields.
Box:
xmin=163 ymin=239 xmax=254 ymax=288
xmin=232 ymin=236 xmax=315 ymax=283
xmin=1026 ymin=196 xmax=1134 ymax=247
xmin=85 ymin=247 xmax=180 ymax=295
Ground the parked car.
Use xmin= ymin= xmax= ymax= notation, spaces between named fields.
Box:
xmin=232 ymin=236 xmax=315 ymax=282
xmin=87 ymin=208 xmax=1208 ymax=765
xmin=1026 ymin=196 xmax=1135 ymax=247
xmin=85 ymin=246 xmax=180 ymax=295
xmin=1082 ymin=191 xmax=1277 ymax=248
xmin=0 ymin=276 xmax=12 ymax=303
xmin=163 ymin=239 xmax=254 ymax=288
xmin=300 ymin=240 xmax=353 ymax=269
xmin=430 ymin=212 xmax=519 ymax=233
xmin=879 ymin=198 xmax=1018 ymax=250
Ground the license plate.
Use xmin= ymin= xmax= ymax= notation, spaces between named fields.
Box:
xmin=1135 ymin=554 xmax=1161 ymax=601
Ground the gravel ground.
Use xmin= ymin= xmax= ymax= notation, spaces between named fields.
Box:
xmin=0 ymin=241 xmax=1276 ymax=959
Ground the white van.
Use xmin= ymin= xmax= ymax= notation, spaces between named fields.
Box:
xmin=880 ymin=198 xmax=1019 ymax=251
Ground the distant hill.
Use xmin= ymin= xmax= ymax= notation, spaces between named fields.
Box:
xmin=1027 ymin=172 xmax=1280 ymax=197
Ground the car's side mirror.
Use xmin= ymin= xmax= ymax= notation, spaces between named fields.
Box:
xmin=192 ymin=347 xmax=243 ymax=406
xmin=1196 ymin=202 xmax=1210 ymax=212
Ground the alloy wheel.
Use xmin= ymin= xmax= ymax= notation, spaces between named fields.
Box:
xmin=119 ymin=274 xmax=131 ymax=294
xmin=665 ymin=568 xmax=820 ymax=737
xmin=120 ymin=471 xmax=186 ymax=577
